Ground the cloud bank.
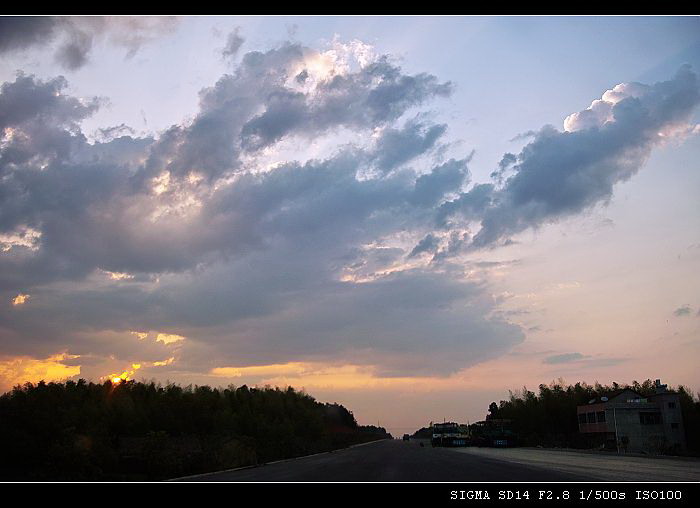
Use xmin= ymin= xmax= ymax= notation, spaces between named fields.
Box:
xmin=0 ymin=34 xmax=698 ymax=387
xmin=432 ymin=65 xmax=700 ymax=252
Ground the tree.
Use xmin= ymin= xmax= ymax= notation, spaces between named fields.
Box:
xmin=0 ymin=379 xmax=392 ymax=480
xmin=487 ymin=402 xmax=499 ymax=419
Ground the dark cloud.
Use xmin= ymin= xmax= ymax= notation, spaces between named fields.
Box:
xmin=1 ymin=262 xmax=523 ymax=376
xmin=408 ymin=233 xmax=440 ymax=258
xmin=411 ymin=158 xmax=469 ymax=207
xmin=222 ymin=27 xmax=244 ymax=59
xmin=93 ymin=124 xmax=136 ymax=142
xmin=438 ymin=65 xmax=700 ymax=249
xmin=435 ymin=183 xmax=494 ymax=226
xmin=54 ymin=30 xmax=92 ymax=70
xmin=0 ymin=42 xmax=508 ymax=377
xmin=0 ymin=16 xmax=178 ymax=70
xmin=0 ymin=73 xmax=99 ymax=131
xmin=238 ymin=54 xmax=453 ymax=153
xmin=138 ymin=43 xmax=453 ymax=183
xmin=0 ymin=73 xmax=102 ymax=178
xmin=370 ymin=119 xmax=447 ymax=174
xmin=490 ymin=152 xmax=516 ymax=184
xmin=0 ymin=17 xmax=56 ymax=53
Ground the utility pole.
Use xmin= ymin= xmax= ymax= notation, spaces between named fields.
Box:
xmin=613 ymin=407 xmax=620 ymax=454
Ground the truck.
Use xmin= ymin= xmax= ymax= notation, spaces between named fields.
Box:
xmin=430 ymin=422 xmax=470 ymax=447
xmin=470 ymin=419 xmax=517 ymax=447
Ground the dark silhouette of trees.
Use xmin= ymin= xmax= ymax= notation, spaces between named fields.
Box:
xmin=411 ymin=426 xmax=432 ymax=439
xmin=487 ymin=402 xmax=499 ymax=419
xmin=483 ymin=379 xmax=700 ymax=455
xmin=0 ymin=379 xmax=391 ymax=480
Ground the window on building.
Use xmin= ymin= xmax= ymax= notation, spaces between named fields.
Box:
xmin=639 ymin=412 xmax=662 ymax=425
xmin=671 ymin=423 xmax=679 ymax=430
xmin=578 ymin=413 xmax=586 ymax=424
xmin=587 ymin=412 xmax=596 ymax=424
xmin=596 ymin=411 xmax=606 ymax=423
xmin=668 ymin=402 xmax=676 ymax=409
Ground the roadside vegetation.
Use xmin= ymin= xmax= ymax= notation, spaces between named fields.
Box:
xmin=0 ymin=379 xmax=391 ymax=480
xmin=486 ymin=379 xmax=700 ymax=455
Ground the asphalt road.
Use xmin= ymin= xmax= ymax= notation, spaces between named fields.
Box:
xmin=176 ymin=439 xmax=594 ymax=482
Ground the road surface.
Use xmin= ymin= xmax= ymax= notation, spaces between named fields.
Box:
xmin=175 ymin=439 xmax=594 ymax=482
xmin=453 ymin=446 xmax=700 ymax=482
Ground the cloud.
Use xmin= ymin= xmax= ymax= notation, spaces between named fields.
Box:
xmin=0 ymin=353 xmax=80 ymax=392
xmin=0 ymin=39 xmax=518 ymax=380
xmin=237 ymin=52 xmax=452 ymax=153
xmin=543 ymin=352 xmax=588 ymax=364
xmin=0 ymin=16 xmax=179 ymax=70
xmin=211 ymin=362 xmax=308 ymax=378
xmin=155 ymin=333 xmax=185 ymax=345
xmin=412 ymin=158 xmax=470 ymax=207
xmin=673 ymin=304 xmax=692 ymax=317
xmin=408 ymin=233 xmax=440 ymax=258
xmin=11 ymin=293 xmax=29 ymax=306
xmin=0 ymin=73 xmax=100 ymax=132
xmin=370 ymin=119 xmax=447 ymax=174
xmin=543 ymin=352 xmax=627 ymax=368
xmin=0 ymin=17 xmax=56 ymax=53
xmin=1 ymin=39 xmax=697 ymax=387
xmin=222 ymin=27 xmax=244 ymax=59
xmin=436 ymin=65 xmax=700 ymax=249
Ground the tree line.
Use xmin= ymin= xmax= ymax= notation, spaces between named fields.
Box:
xmin=486 ymin=379 xmax=700 ymax=455
xmin=0 ymin=379 xmax=391 ymax=480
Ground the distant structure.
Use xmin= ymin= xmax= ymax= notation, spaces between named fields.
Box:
xmin=470 ymin=419 xmax=517 ymax=447
xmin=430 ymin=422 xmax=469 ymax=447
xmin=577 ymin=379 xmax=686 ymax=454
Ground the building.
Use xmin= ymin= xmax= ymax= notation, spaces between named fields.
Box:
xmin=576 ymin=379 xmax=686 ymax=455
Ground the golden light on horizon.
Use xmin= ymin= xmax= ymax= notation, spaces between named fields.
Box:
xmin=104 ymin=363 xmax=142 ymax=384
xmin=210 ymin=362 xmax=441 ymax=391
xmin=0 ymin=353 xmax=80 ymax=392
xmin=207 ymin=356 xmax=565 ymax=393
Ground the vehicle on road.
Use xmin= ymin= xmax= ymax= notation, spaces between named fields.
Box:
xmin=430 ymin=422 xmax=469 ymax=447
xmin=470 ymin=419 xmax=517 ymax=447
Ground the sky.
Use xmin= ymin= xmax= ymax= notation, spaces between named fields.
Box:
xmin=0 ymin=16 xmax=699 ymax=437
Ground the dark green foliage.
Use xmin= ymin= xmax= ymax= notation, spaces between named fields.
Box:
xmin=0 ymin=379 xmax=391 ymax=480
xmin=411 ymin=427 xmax=432 ymax=439
xmin=485 ymin=379 xmax=700 ymax=455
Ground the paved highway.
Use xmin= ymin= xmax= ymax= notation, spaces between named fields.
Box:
xmin=176 ymin=439 xmax=594 ymax=482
